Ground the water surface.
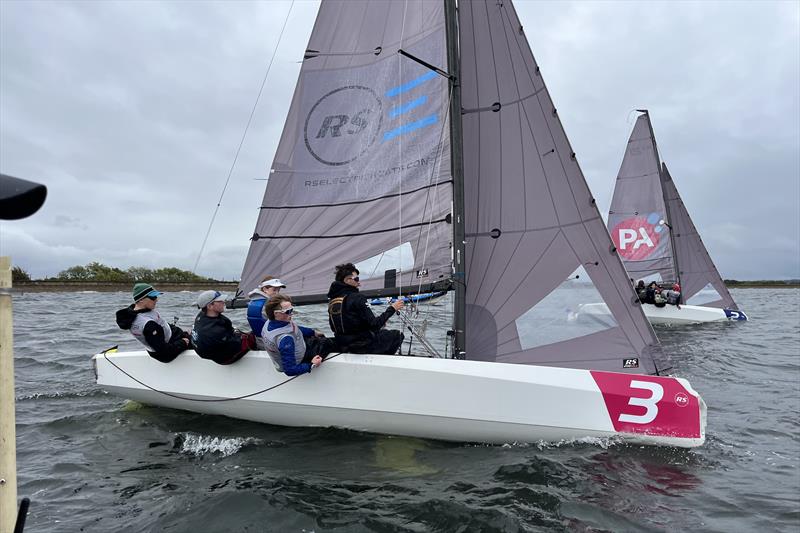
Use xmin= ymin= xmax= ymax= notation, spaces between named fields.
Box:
xmin=11 ymin=289 xmax=800 ymax=531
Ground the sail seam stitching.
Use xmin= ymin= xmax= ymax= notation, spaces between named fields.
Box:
xmin=466 ymin=215 xmax=602 ymax=237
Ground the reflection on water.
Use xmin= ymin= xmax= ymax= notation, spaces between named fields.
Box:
xmin=373 ymin=437 xmax=439 ymax=476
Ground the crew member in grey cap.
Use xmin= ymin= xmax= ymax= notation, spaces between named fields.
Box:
xmin=115 ymin=283 xmax=192 ymax=362
xmin=191 ymin=290 xmax=257 ymax=365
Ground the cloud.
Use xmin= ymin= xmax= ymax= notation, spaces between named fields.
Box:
xmin=1 ymin=0 xmax=798 ymax=281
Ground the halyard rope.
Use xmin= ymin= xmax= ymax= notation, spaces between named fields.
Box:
xmin=192 ymin=0 xmax=296 ymax=274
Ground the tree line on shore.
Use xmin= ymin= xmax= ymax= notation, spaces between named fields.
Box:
xmin=10 ymin=263 xmax=798 ymax=286
xmin=12 ymin=262 xmax=220 ymax=283
xmin=723 ymin=279 xmax=799 ymax=286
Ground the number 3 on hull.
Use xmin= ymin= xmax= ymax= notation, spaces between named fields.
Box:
xmin=591 ymin=371 xmax=704 ymax=444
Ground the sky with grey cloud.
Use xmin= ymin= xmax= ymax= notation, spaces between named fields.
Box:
xmin=1 ymin=0 xmax=798 ymax=281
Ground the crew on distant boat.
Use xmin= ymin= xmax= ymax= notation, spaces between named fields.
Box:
xmin=262 ymin=294 xmax=335 ymax=376
xmin=636 ymin=280 xmax=647 ymax=302
xmin=246 ymin=276 xmax=286 ymax=346
xmin=653 ymin=288 xmax=668 ymax=307
xmin=662 ymin=283 xmax=682 ymax=308
xmin=192 ymin=290 xmax=257 ymax=365
xmin=641 ymin=281 xmax=682 ymax=308
xmin=115 ymin=283 xmax=192 ymax=363
xmin=643 ymin=282 xmax=659 ymax=305
xmin=326 ymin=263 xmax=405 ymax=355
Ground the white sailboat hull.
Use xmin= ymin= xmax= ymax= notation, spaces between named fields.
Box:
xmin=579 ymin=302 xmax=747 ymax=325
xmin=93 ymin=350 xmax=705 ymax=448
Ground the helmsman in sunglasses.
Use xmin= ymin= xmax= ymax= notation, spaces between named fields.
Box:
xmin=115 ymin=282 xmax=192 ymax=362
xmin=326 ymin=262 xmax=405 ymax=355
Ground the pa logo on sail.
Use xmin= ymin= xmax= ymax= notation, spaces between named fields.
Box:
xmin=611 ymin=212 xmax=665 ymax=260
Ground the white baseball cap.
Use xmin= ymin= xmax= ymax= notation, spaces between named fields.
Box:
xmin=259 ymin=278 xmax=286 ymax=289
xmin=196 ymin=290 xmax=227 ymax=308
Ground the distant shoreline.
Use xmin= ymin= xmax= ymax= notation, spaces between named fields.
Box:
xmin=724 ymin=283 xmax=799 ymax=288
xmin=12 ymin=281 xmax=241 ymax=293
xmin=10 ymin=280 xmax=799 ymax=292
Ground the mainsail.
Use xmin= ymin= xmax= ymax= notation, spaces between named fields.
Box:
xmin=240 ymin=0 xmax=454 ymax=300
xmin=608 ymin=111 xmax=738 ymax=310
xmin=607 ymin=112 xmax=676 ymax=283
xmin=240 ymin=0 xmax=669 ymax=375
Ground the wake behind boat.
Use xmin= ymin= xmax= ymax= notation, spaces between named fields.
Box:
xmin=603 ymin=111 xmax=747 ymax=324
xmin=95 ymin=0 xmax=706 ymax=448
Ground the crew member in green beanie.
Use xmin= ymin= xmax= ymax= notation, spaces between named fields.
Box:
xmin=115 ymin=283 xmax=192 ymax=362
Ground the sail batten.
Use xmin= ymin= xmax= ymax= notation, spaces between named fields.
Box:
xmin=252 ymin=218 xmax=449 ymax=240
xmin=259 ymin=179 xmax=454 ymax=210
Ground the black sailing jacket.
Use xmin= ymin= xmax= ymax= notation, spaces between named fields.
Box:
xmin=326 ymin=281 xmax=396 ymax=345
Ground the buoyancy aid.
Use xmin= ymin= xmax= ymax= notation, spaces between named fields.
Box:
xmin=131 ymin=310 xmax=172 ymax=352
xmin=247 ymin=298 xmax=267 ymax=336
xmin=653 ymin=292 xmax=668 ymax=307
xmin=262 ymin=321 xmax=306 ymax=372
xmin=663 ymin=289 xmax=682 ymax=305
xmin=328 ymin=296 xmax=347 ymax=335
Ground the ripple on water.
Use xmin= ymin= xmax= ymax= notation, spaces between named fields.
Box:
xmin=8 ymin=288 xmax=800 ymax=532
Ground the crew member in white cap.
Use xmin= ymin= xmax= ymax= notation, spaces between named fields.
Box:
xmin=246 ymin=276 xmax=286 ymax=341
xmin=192 ymin=290 xmax=257 ymax=365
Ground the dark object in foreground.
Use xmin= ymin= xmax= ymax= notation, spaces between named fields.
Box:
xmin=14 ymin=497 xmax=29 ymax=533
xmin=0 ymin=174 xmax=47 ymax=220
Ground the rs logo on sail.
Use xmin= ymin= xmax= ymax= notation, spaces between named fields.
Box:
xmin=304 ymin=85 xmax=383 ymax=166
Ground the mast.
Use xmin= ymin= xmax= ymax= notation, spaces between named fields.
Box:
xmin=640 ymin=109 xmax=681 ymax=286
xmin=445 ymin=0 xmax=466 ymax=358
